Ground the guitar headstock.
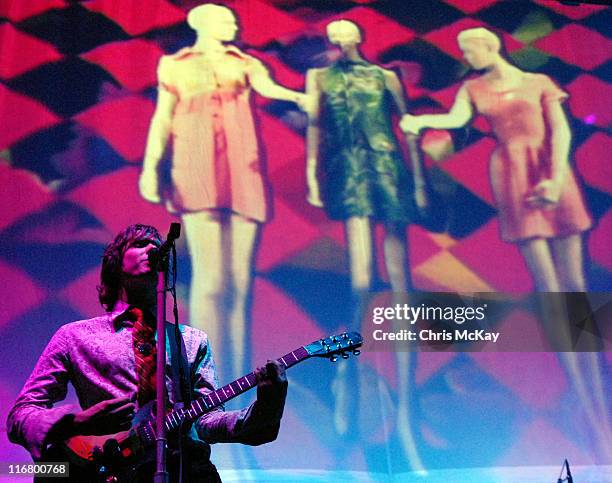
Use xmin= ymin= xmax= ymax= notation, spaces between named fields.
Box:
xmin=304 ymin=332 xmax=363 ymax=362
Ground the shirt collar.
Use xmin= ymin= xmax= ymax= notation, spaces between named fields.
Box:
xmin=109 ymin=301 xmax=131 ymax=330
xmin=176 ymin=44 xmax=242 ymax=59
xmin=335 ymin=57 xmax=369 ymax=69
xmin=110 ymin=301 xmax=155 ymax=331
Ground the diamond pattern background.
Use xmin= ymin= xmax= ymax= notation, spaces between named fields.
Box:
xmin=0 ymin=0 xmax=610 ymax=476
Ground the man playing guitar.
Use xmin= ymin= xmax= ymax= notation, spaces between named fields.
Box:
xmin=7 ymin=224 xmax=288 ymax=482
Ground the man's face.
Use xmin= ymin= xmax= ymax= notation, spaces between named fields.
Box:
xmin=121 ymin=237 xmax=160 ymax=277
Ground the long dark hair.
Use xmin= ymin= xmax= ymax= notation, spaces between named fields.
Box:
xmin=97 ymin=224 xmax=161 ymax=312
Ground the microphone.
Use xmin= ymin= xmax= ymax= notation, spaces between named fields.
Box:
xmin=149 ymin=222 xmax=181 ymax=270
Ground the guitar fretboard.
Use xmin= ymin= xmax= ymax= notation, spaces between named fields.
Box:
xmin=164 ymin=346 xmax=309 ymax=432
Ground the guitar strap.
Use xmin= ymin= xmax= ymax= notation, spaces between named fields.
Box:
xmin=165 ymin=322 xmax=192 ymax=405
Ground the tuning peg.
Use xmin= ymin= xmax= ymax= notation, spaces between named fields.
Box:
xmin=330 ymin=355 xmax=338 ymax=362
xmin=341 ymin=352 xmax=349 ymax=359
xmin=353 ymin=349 xmax=361 ymax=356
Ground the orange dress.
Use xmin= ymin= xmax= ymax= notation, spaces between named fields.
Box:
xmin=158 ymin=46 xmax=270 ymax=222
xmin=464 ymin=73 xmax=592 ymax=242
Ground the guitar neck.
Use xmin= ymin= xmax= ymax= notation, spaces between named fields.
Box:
xmin=164 ymin=346 xmax=310 ymax=432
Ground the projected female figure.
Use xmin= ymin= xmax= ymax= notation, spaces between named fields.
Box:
xmin=401 ymin=28 xmax=611 ymax=460
xmin=306 ymin=19 xmax=420 ymax=296
xmin=139 ymin=4 xmax=305 ymax=378
xmin=305 ymin=20 xmax=425 ymax=471
xmin=400 ymin=27 xmax=592 ymax=292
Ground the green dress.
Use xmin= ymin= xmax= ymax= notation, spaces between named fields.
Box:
xmin=319 ymin=59 xmax=415 ymax=224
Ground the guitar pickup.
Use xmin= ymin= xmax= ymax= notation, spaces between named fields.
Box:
xmin=137 ymin=421 xmax=156 ymax=447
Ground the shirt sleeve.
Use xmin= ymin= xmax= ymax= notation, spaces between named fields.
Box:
xmin=457 ymin=81 xmax=472 ymax=104
xmin=6 ymin=325 xmax=79 ymax=460
xmin=157 ymin=56 xmax=179 ymax=96
xmin=540 ymin=74 xmax=568 ymax=104
xmin=191 ymin=335 xmax=284 ymax=446
xmin=244 ymin=53 xmax=273 ymax=87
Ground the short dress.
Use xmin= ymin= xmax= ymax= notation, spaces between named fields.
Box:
xmin=317 ymin=60 xmax=416 ymax=225
xmin=158 ymin=46 xmax=271 ymax=222
xmin=463 ymin=73 xmax=592 ymax=242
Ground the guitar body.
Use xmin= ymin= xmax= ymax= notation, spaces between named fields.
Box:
xmin=37 ymin=332 xmax=362 ymax=482
xmin=42 ymin=401 xmax=157 ymax=482
xmin=36 ymin=444 xmax=111 ymax=482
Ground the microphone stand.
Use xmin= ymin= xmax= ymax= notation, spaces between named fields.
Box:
xmin=152 ymin=223 xmax=181 ymax=483
xmin=556 ymin=459 xmax=573 ymax=483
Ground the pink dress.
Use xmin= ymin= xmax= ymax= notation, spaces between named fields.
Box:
xmin=158 ymin=46 xmax=270 ymax=222
xmin=464 ymin=73 xmax=592 ymax=242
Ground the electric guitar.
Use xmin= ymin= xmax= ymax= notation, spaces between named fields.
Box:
xmin=41 ymin=332 xmax=362 ymax=482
